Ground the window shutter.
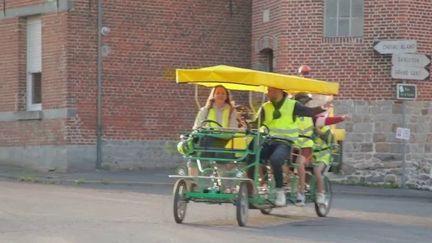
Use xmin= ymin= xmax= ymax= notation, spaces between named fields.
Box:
xmin=27 ymin=16 xmax=42 ymax=73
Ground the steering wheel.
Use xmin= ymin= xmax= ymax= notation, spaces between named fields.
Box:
xmin=200 ymin=119 xmax=223 ymax=128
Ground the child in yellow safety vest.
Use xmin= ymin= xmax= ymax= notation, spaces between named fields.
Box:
xmin=312 ymin=125 xmax=336 ymax=205
xmin=294 ymin=93 xmax=348 ymax=206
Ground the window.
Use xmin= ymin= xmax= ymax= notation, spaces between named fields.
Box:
xmin=26 ymin=16 xmax=42 ymax=111
xmin=324 ymin=0 xmax=364 ymax=37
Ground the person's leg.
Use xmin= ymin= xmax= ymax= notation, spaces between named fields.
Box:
xmin=313 ymin=164 xmax=326 ymax=204
xmin=314 ymin=164 xmax=325 ymax=193
xmin=297 ymin=147 xmax=312 ymax=193
xmin=268 ymin=143 xmax=291 ymax=188
xmin=296 ymin=147 xmax=313 ymax=206
xmin=247 ymin=140 xmax=271 ymax=179
xmin=268 ymin=143 xmax=291 ymax=206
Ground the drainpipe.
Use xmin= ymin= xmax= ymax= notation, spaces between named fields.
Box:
xmin=96 ymin=0 xmax=104 ymax=169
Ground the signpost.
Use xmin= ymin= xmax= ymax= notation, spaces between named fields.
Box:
xmin=391 ymin=66 xmax=430 ymax=80
xmin=373 ymin=39 xmax=428 ymax=188
xmin=392 ymin=53 xmax=431 ymax=68
xmin=373 ymin=40 xmax=417 ymax=54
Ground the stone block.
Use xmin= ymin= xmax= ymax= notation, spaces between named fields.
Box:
xmin=344 ymin=123 xmax=353 ymax=132
xmin=384 ymin=174 xmax=398 ymax=184
xmin=374 ymin=153 xmax=401 ymax=161
xmin=382 ymin=161 xmax=402 ymax=168
xmin=353 ymin=153 xmax=365 ymax=160
xmin=408 ymin=144 xmax=424 ymax=153
xmin=344 ymin=143 xmax=354 ymax=152
xmin=360 ymin=143 xmax=373 ymax=152
xmin=418 ymin=174 xmax=431 ymax=180
xmin=373 ymin=134 xmax=386 ymax=142
xmin=341 ymin=163 xmax=357 ymax=175
xmin=375 ymin=123 xmax=393 ymax=133
xmin=425 ymin=144 xmax=432 ymax=153
xmin=353 ymin=123 xmax=373 ymax=133
xmin=390 ymin=143 xmax=405 ymax=153
xmin=375 ymin=143 xmax=390 ymax=152
xmin=388 ymin=168 xmax=401 ymax=175
xmin=351 ymin=115 xmax=363 ymax=123
xmin=364 ymin=134 xmax=373 ymax=143
xmin=347 ymin=133 xmax=364 ymax=142
xmin=392 ymin=103 xmax=402 ymax=114
xmin=370 ymin=102 xmax=392 ymax=114
xmin=333 ymin=102 xmax=352 ymax=114
xmin=346 ymin=175 xmax=361 ymax=183
xmin=366 ymin=175 xmax=384 ymax=183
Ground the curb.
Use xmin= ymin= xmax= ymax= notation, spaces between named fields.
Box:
xmin=0 ymin=174 xmax=174 ymax=187
xmin=1 ymin=173 xmax=431 ymax=199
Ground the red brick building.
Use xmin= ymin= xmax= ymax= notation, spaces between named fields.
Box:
xmin=0 ymin=0 xmax=251 ymax=171
xmin=1 ymin=0 xmax=431 ymax=188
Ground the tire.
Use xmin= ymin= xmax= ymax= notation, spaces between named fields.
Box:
xmin=173 ymin=179 xmax=188 ymax=223
xmin=260 ymin=207 xmax=272 ymax=215
xmin=314 ymin=176 xmax=332 ymax=217
xmin=236 ymin=182 xmax=249 ymax=226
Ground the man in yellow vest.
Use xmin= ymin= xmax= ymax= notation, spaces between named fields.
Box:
xmin=257 ymin=87 xmax=328 ymax=206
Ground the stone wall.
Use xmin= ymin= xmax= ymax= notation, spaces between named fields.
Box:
xmin=335 ymin=100 xmax=432 ymax=190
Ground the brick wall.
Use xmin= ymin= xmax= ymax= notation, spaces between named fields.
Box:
xmin=405 ymin=0 xmax=432 ymax=100
xmin=65 ymin=0 xmax=251 ymax=144
xmin=252 ymin=0 xmax=432 ymax=100
xmin=0 ymin=1 xmax=69 ymax=147
xmin=3 ymin=0 xmax=45 ymax=9
xmin=0 ymin=18 xmax=21 ymax=112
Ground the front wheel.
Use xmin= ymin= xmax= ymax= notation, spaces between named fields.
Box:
xmin=314 ymin=176 xmax=332 ymax=217
xmin=173 ymin=179 xmax=188 ymax=223
xmin=236 ymin=182 xmax=249 ymax=226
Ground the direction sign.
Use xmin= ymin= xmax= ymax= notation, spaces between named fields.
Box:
xmin=392 ymin=53 xmax=431 ymax=68
xmin=396 ymin=83 xmax=417 ymax=100
xmin=373 ymin=40 xmax=417 ymax=54
xmin=391 ymin=66 xmax=430 ymax=80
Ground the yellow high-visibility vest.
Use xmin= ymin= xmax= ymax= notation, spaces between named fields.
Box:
xmin=207 ymin=106 xmax=230 ymax=128
xmin=262 ymin=98 xmax=298 ymax=142
xmin=295 ymin=116 xmax=314 ymax=148
xmin=313 ymin=126 xmax=334 ymax=165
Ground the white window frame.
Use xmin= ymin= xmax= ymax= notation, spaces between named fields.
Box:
xmin=26 ymin=15 xmax=42 ymax=111
xmin=324 ymin=0 xmax=364 ymax=37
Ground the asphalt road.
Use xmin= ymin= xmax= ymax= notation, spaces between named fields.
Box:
xmin=0 ymin=181 xmax=431 ymax=243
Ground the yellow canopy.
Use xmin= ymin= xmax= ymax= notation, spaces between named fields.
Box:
xmin=176 ymin=65 xmax=339 ymax=95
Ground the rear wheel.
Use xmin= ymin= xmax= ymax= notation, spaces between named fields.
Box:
xmin=314 ymin=176 xmax=332 ymax=217
xmin=236 ymin=182 xmax=249 ymax=226
xmin=173 ymin=179 xmax=188 ymax=223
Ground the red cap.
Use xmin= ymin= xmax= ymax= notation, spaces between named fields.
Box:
xmin=298 ymin=65 xmax=311 ymax=75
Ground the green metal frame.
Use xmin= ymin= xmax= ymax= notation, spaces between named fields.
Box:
xmin=171 ymin=127 xmax=333 ymax=208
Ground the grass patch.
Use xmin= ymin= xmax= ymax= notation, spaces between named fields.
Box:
xmin=334 ymin=179 xmax=400 ymax=189
xmin=74 ymin=178 xmax=86 ymax=185
xmin=17 ymin=175 xmax=40 ymax=183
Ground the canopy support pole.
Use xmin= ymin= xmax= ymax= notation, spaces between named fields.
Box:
xmin=194 ymin=85 xmax=201 ymax=110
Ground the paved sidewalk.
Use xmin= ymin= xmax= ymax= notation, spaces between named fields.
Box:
xmin=0 ymin=164 xmax=431 ymax=199
xmin=0 ymin=164 xmax=177 ymax=186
